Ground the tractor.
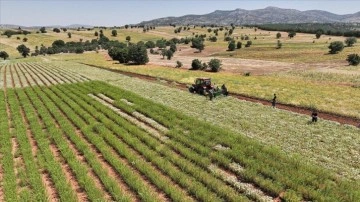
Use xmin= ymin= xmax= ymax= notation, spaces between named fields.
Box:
xmin=188 ymin=77 xmax=228 ymax=100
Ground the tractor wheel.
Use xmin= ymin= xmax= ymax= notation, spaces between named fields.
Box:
xmin=189 ymin=87 xmax=195 ymax=93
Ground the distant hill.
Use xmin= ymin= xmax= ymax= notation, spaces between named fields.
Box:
xmin=137 ymin=7 xmax=360 ymax=26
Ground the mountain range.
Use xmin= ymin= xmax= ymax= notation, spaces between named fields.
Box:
xmin=138 ymin=6 xmax=360 ymax=25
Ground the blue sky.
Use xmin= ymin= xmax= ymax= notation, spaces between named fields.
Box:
xmin=0 ymin=0 xmax=359 ymax=26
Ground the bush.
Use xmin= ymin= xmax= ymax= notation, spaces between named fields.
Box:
xmin=276 ymin=40 xmax=282 ymax=49
xmin=145 ymin=41 xmax=155 ymax=48
xmin=328 ymin=41 xmax=344 ymax=54
xmin=0 ymin=51 xmax=9 ymax=60
xmin=201 ymin=62 xmax=208 ymax=70
xmin=191 ymin=59 xmax=202 ymax=70
xmin=228 ymin=40 xmax=236 ymax=51
xmin=209 ymin=36 xmax=217 ymax=42
xmin=276 ymin=32 xmax=281 ymax=39
xmin=346 ymin=54 xmax=360 ymax=66
xmin=345 ymin=37 xmax=357 ymax=47
xmin=244 ymin=72 xmax=251 ymax=76
xmin=165 ymin=49 xmax=174 ymax=60
xmin=175 ymin=61 xmax=183 ymax=68
xmin=75 ymin=47 xmax=84 ymax=54
xmin=224 ymin=36 xmax=232 ymax=41
xmin=245 ymin=41 xmax=252 ymax=47
xmin=208 ymin=58 xmax=222 ymax=72
xmin=236 ymin=41 xmax=242 ymax=49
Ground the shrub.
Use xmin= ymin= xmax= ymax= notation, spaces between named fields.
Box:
xmin=328 ymin=41 xmax=344 ymax=54
xmin=209 ymin=36 xmax=217 ymax=42
xmin=345 ymin=37 xmax=357 ymax=47
xmin=228 ymin=40 xmax=236 ymax=51
xmin=244 ymin=72 xmax=251 ymax=76
xmin=276 ymin=32 xmax=281 ymax=39
xmin=208 ymin=58 xmax=222 ymax=72
xmin=175 ymin=61 xmax=183 ymax=68
xmin=346 ymin=54 xmax=360 ymax=66
xmin=236 ymin=41 xmax=242 ymax=49
xmin=75 ymin=47 xmax=84 ymax=54
xmin=245 ymin=41 xmax=252 ymax=47
xmin=145 ymin=41 xmax=155 ymax=48
xmin=0 ymin=51 xmax=9 ymax=60
xmin=276 ymin=40 xmax=282 ymax=49
xmin=191 ymin=59 xmax=202 ymax=70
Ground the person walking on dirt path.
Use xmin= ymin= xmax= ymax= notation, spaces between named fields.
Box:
xmin=311 ymin=110 xmax=318 ymax=123
xmin=272 ymin=94 xmax=277 ymax=108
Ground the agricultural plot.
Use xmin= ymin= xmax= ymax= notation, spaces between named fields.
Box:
xmin=0 ymin=62 xmax=359 ymax=201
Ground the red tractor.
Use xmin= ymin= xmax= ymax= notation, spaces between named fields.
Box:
xmin=189 ymin=78 xmax=228 ymax=100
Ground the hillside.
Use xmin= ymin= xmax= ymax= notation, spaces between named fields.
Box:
xmin=138 ymin=6 xmax=360 ymax=25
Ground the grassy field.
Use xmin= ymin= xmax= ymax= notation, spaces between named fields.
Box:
xmin=50 ymin=52 xmax=360 ymax=118
xmin=0 ymin=62 xmax=359 ymax=202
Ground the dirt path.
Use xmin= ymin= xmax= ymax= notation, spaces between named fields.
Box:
xmin=84 ymin=64 xmax=360 ymax=127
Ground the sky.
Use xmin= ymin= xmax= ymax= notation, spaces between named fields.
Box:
xmin=0 ymin=0 xmax=359 ymax=27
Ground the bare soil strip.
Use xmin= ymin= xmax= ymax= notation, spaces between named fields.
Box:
xmin=87 ymin=65 xmax=360 ymax=127
xmin=208 ymin=164 xmax=273 ymax=202
xmin=89 ymin=94 xmax=169 ymax=142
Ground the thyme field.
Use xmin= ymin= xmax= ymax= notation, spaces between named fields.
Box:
xmin=0 ymin=62 xmax=359 ymax=201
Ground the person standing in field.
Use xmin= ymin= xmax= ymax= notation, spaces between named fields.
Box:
xmin=311 ymin=110 xmax=318 ymax=123
xmin=272 ymin=93 xmax=277 ymax=108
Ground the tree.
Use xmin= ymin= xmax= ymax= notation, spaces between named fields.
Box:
xmin=111 ymin=29 xmax=117 ymax=37
xmin=345 ymin=37 xmax=357 ymax=47
xmin=145 ymin=41 xmax=155 ymax=48
xmin=108 ymin=47 xmax=129 ymax=63
xmin=315 ymin=31 xmax=322 ymax=39
xmin=68 ymin=32 xmax=72 ymax=38
xmin=328 ymin=41 xmax=344 ymax=54
xmin=17 ymin=44 xmax=30 ymax=58
xmin=208 ymin=58 xmax=222 ymax=72
xmin=169 ymin=43 xmax=177 ymax=53
xmin=23 ymin=37 xmax=28 ymax=42
xmin=0 ymin=51 xmax=9 ymax=60
xmin=94 ymin=31 xmax=99 ymax=37
xmin=276 ymin=32 xmax=281 ymax=39
xmin=165 ymin=49 xmax=174 ymax=60
xmin=191 ymin=59 xmax=202 ymax=70
xmin=53 ymin=28 xmax=61 ymax=33
xmin=156 ymin=39 xmax=166 ymax=49
xmin=125 ymin=24 xmax=129 ymax=29
xmin=228 ymin=40 xmax=236 ymax=51
xmin=346 ymin=54 xmax=360 ymax=66
xmin=126 ymin=36 xmax=131 ymax=42
xmin=236 ymin=41 xmax=242 ymax=49
xmin=62 ymin=28 xmax=67 ymax=32
xmin=52 ymin=40 xmax=65 ymax=47
xmin=40 ymin=27 xmax=46 ymax=33
xmin=191 ymin=37 xmax=205 ymax=52
xmin=288 ymin=31 xmax=296 ymax=38
xmin=127 ymin=44 xmax=149 ymax=64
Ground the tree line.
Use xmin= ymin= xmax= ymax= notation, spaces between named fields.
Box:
xmin=255 ymin=23 xmax=360 ymax=37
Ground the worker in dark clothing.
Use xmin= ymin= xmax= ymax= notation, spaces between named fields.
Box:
xmin=221 ymin=84 xmax=228 ymax=96
xmin=311 ymin=110 xmax=318 ymax=123
xmin=272 ymin=94 xmax=277 ymax=108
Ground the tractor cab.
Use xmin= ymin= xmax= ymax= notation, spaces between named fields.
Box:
xmin=189 ymin=78 xmax=213 ymax=95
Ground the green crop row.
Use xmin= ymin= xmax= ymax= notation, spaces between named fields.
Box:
xmin=7 ymin=88 xmax=48 ymax=201
xmin=0 ymin=89 xmax=18 ymax=202
xmin=87 ymin=80 xmax=360 ymax=201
